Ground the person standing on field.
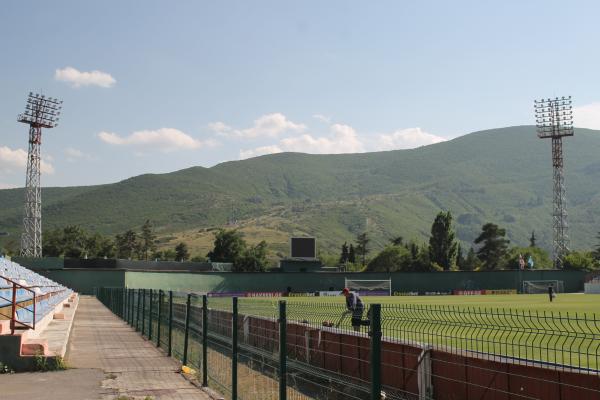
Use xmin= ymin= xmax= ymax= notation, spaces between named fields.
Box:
xmin=341 ymin=287 xmax=364 ymax=332
xmin=548 ymin=285 xmax=554 ymax=302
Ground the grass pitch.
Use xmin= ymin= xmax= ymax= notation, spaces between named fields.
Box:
xmin=229 ymin=293 xmax=600 ymax=370
xmin=282 ymin=293 xmax=600 ymax=315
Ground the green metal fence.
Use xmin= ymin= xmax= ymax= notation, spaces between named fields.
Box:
xmin=96 ymin=288 xmax=383 ymax=399
xmin=96 ymin=288 xmax=600 ymax=400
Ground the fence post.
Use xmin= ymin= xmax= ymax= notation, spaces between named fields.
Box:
xmin=141 ymin=289 xmax=146 ymax=336
xmin=370 ymin=304 xmax=382 ymax=400
xmin=202 ymin=294 xmax=208 ymax=387
xmin=122 ymin=288 xmax=126 ymax=320
xmin=232 ymin=296 xmax=238 ymax=400
xmin=168 ymin=291 xmax=173 ymax=357
xmin=136 ymin=289 xmax=141 ymax=331
xmin=157 ymin=290 xmax=162 ymax=347
xmin=279 ymin=300 xmax=287 ymax=400
xmin=149 ymin=289 xmax=153 ymax=340
xmin=129 ymin=289 xmax=134 ymax=326
xmin=183 ymin=293 xmax=191 ymax=365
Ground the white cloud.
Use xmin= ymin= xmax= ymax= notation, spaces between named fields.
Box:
xmin=239 ymin=145 xmax=283 ymax=159
xmin=208 ymin=122 xmax=232 ymax=135
xmin=210 ymin=113 xmax=306 ymax=139
xmin=240 ymin=123 xmax=365 ymax=159
xmin=0 ymin=146 xmax=27 ymax=173
xmin=0 ymin=183 xmax=18 ymax=189
xmin=280 ymin=124 xmax=365 ymax=154
xmin=376 ymin=127 xmax=446 ymax=150
xmin=574 ymin=103 xmax=600 ymax=130
xmin=64 ymin=147 xmax=92 ymax=162
xmin=0 ymin=146 xmax=54 ymax=175
xmin=312 ymin=114 xmax=332 ymax=124
xmin=98 ymin=128 xmax=211 ymax=152
xmin=55 ymin=66 xmax=116 ymax=88
xmin=64 ymin=147 xmax=85 ymax=158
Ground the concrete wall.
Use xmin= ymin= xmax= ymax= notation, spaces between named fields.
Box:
xmin=35 ymin=269 xmax=125 ymax=295
xmin=12 ymin=256 xmax=588 ymax=294
xmin=12 ymin=256 xmax=64 ymax=270
xmin=125 ymin=269 xmax=586 ymax=293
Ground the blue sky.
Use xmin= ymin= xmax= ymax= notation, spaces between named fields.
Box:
xmin=1 ymin=1 xmax=600 ymax=188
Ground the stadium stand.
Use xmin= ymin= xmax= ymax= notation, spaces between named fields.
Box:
xmin=0 ymin=257 xmax=76 ymax=369
xmin=0 ymin=257 xmax=72 ymax=325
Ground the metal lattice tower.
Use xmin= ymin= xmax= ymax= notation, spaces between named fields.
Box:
xmin=17 ymin=93 xmax=62 ymax=257
xmin=534 ymin=96 xmax=574 ymax=268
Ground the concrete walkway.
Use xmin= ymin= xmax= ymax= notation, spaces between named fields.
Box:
xmin=0 ymin=296 xmax=211 ymax=400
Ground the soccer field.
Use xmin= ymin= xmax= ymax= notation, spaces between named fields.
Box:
xmin=281 ymin=293 xmax=600 ymax=314
xmin=227 ymin=293 xmax=600 ymax=370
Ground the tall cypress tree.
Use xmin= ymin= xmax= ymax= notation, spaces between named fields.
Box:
xmin=356 ymin=232 xmax=370 ymax=267
xmin=339 ymin=242 xmax=349 ymax=264
xmin=140 ymin=219 xmax=157 ymax=260
xmin=529 ymin=231 xmax=537 ymax=248
xmin=456 ymin=243 xmax=464 ymax=270
xmin=428 ymin=211 xmax=458 ymax=270
xmin=348 ymin=244 xmax=356 ymax=264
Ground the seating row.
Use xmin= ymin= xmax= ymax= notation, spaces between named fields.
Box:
xmin=0 ymin=257 xmax=72 ymax=325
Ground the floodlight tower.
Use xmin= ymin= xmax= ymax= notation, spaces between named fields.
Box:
xmin=534 ymin=96 xmax=574 ymax=268
xmin=17 ymin=92 xmax=62 ymax=257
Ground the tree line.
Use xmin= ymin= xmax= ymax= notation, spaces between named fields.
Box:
xmin=40 ymin=222 xmax=268 ymax=272
xmin=342 ymin=211 xmax=600 ymax=272
xmin=42 ymin=221 xmax=191 ymax=262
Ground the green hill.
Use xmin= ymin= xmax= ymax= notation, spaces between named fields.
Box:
xmin=1 ymin=125 xmax=599 ymax=256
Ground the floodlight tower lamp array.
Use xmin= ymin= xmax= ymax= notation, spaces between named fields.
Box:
xmin=533 ymin=96 xmax=573 ymax=268
xmin=17 ymin=92 xmax=63 ymax=257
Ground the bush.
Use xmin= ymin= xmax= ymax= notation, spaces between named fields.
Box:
xmin=366 ymin=246 xmax=408 ymax=272
xmin=562 ymin=251 xmax=598 ymax=271
xmin=504 ymin=247 xmax=552 ymax=270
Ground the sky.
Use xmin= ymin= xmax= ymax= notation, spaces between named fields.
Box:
xmin=1 ymin=1 xmax=600 ymax=188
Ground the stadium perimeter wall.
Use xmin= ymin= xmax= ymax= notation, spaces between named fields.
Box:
xmin=35 ymin=269 xmax=125 ymax=294
xmin=124 ymin=269 xmax=585 ymax=293
xmin=13 ymin=257 xmax=586 ymax=294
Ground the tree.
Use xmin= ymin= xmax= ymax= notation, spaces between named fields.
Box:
xmin=97 ymin=236 xmax=115 ymax=258
xmin=348 ymin=244 xmax=356 ymax=264
xmin=115 ymin=230 xmax=138 ymax=259
xmin=355 ymin=232 xmax=370 ymax=267
xmin=175 ymin=242 xmax=190 ymax=262
xmin=592 ymin=232 xmax=600 ymax=262
xmin=162 ymin=249 xmax=177 ymax=261
xmin=207 ymin=229 xmax=246 ymax=262
xmin=86 ymin=233 xmax=114 ymax=258
xmin=505 ymin=246 xmax=552 ymax=270
xmin=339 ymin=242 xmax=349 ymax=264
xmin=428 ymin=211 xmax=458 ymax=271
xmin=61 ymin=226 xmax=87 ymax=258
xmin=456 ymin=244 xmax=464 ymax=270
xmin=461 ymin=247 xmax=481 ymax=271
xmin=474 ymin=223 xmax=510 ymax=270
xmin=366 ymin=245 xmax=408 ymax=272
xmin=235 ymin=241 xmax=268 ymax=272
xmin=562 ymin=251 xmax=598 ymax=271
xmin=140 ymin=220 xmax=157 ymax=260
xmin=42 ymin=228 xmax=64 ymax=257
xmin=389 ymin=236 xmax=404 ymax=246
xmin=529 ymin=231 xmax=537 ymax=248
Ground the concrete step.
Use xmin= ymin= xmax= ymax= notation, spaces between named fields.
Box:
xmin=21 ymin=338 xmax=49 ymax=356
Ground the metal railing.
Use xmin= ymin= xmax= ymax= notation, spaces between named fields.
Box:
xmin=96 ymin=288 xmax=600 ymax=400
xmin=0 ymin=274 xmax=36 ymax=334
